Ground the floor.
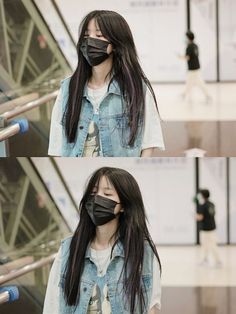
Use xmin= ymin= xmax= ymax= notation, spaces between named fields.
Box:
xmin=155 ymin=83 xmax=236 ymax=121
xmin=158 ymin=246 xmax=236 ymax=314
xmin=162 ymin=287 xmax=236 ymax=314
xmin=151 ymin=83 xmax=236 ymax=156
xmin=158 ymin=246 xmax=236 ymax=287
xmin=154 ymin=121 xmax=236 ymax=156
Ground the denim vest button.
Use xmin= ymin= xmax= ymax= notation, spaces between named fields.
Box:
xmin=83 ymin=287 xmax=87 ymax=292
xmin=79 ymin=126 xmax=84 ymax=129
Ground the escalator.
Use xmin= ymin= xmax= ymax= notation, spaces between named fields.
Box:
xmin=0 ymin=0 xmax=75 ymax=156
xmin=0 ymin=157 xmax=79 ymax=313
xmin=4 ymin=81 xmax=61 ymax=156
xmin=0 ymin=76 xmax=63 ymax=157
xmin=0 ymin=262 xmax=53 ymax=314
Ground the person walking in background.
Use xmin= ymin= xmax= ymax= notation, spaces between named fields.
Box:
xmin=196 ymin=189 xmax=222 ymax=268
xmin=179 ymin=30 xmax=211 ymax=103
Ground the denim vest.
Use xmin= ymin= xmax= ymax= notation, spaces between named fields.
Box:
xmin=59 ymin=77 xmax=144 ymax=157
xmin=59 ymin=236 xmax=154 ymax=314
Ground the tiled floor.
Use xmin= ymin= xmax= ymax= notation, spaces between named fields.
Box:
xmin=155 ymin=83 xmax=236 ymax=121
xmin=150 ymin=82 xmax=236 ymax=156
xmin=158 ymin=246 xmax=236 ymax=287
xmin=162 ymin=287 xmax=236 ymax=314
xmin=153 ymin=121 xmax=236 ymax=156
xmin=158 ymin=246 xmax=236 ymax=314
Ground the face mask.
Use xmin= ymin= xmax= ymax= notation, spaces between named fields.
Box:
xmin=85 ymin=195 xmax=120 ymax=226
xmin=80 ymin=37 xmax=111 ymax=66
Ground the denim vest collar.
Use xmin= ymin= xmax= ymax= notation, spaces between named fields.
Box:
xmin=82 ymin=78 xmax=122 ymax=101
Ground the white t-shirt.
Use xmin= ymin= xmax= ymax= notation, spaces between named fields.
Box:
xmin=48 ymin=83 xmax=165 ymax=156
xmin=43 ymin=246 xmax=161 ymax=314
xmin=82 ymin=85 xmax=108 ymax=157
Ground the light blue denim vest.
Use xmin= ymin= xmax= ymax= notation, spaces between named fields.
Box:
xmin=59 ymin=77 xmax=144 ymax=157
xmin=59 ymin=236 xmax=154 ymax=314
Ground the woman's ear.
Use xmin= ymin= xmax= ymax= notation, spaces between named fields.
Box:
xmin=107 ymin=43 xmax=113 ymax=54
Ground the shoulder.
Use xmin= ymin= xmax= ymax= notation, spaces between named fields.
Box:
xmin=60 ymin=75 xmax=72 ymax=86
xmin=61 ymin=234 xmax=73 ymax=245
xmin=207 ymin=201 xmax=215 ymax=209
xmin=59 ymin=235 xmax=73 ymax=261
xmin=57 ymin=76 xmax=72 ymax=106
xmin=60 ymin=235 xmax=73 ymax=256
xmin=188 ymin=43 xmax=194 ymax=50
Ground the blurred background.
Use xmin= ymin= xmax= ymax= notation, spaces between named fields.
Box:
xmin=0 ymin=0 xmax=236 ymax=156
xmin=0 ymin=157 xmax=236 ymax=313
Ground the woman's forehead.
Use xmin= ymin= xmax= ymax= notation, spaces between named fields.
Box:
xmin=86 ymin=18 xmax=100 ymax=31
xmin=94 ymin=176 xmax=114 ymax=189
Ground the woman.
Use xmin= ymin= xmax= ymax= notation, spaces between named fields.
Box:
xmin=43 ymin=167 xmax=161 ymax=313
xmin=48 ymin=10 xmax=164 ymax=157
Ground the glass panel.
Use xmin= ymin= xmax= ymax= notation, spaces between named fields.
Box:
xmin=0 ymin=157 xmax=69 ymax=262
xmin=219 ymin=0 xmax=236 ymax=81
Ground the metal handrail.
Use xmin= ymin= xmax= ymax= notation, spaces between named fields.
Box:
xmin=0 ymin=123 xmax=22 ymax=142
xmin=0 ymin=254 xmax=56 ymax=285
xmin=0 ymin=78 xmax=62 ymax=100
xmin=0 ymin=93 xmax=39 ymax=115
xmin=2 ymin=90 xmax=58 ymax=120
xmin=0 ymin=291 xmax=9 ymax=304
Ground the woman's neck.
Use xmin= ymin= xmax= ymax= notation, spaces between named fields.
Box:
xmin=92 ymin=219 xmax=118 ymax=250
xmin=89 ymin=57 xmax=113 ymax=89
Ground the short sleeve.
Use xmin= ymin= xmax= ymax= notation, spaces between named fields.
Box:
xmin=149 ymin=256 xmax=161 ymax=310
xmin=48 ymin=87 xmax=63 ymax=156
xmin=43 ymin=248 xmax=61 ymax=314
xmin=142 ymin=87 xmax=165 ymax=150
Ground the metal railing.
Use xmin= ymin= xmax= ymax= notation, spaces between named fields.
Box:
xmin=2 ymin=90 xmax=58 ymax=121
xmin=0 ymin=90 xmax=58 ymax=143
xmin=0 ymin=93 xmax=39 ymax=115
xmin=0 ymin=123 xmax=24 ymax=142
xmin=0 ymin=254 xmax=56 ymax=285
xmin=0 ymin=290 xmax=10 ymax=304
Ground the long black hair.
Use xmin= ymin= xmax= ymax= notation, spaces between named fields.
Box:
xmin=64 ymin=167 xmax=161 ymax=313
xmin=64 ymin=10 xmax=159 ymax=146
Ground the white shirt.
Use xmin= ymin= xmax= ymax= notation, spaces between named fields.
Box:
xmin=48 ymin=83 xmax=165 ymax=156
xmin=43 ymin=246 xmax=161 ymax=313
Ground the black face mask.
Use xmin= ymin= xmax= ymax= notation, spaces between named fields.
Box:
xmin=85 ymin=195 xmax=120 ymax=226
xmin=80 ymin=37 xmax=111 ymax=66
